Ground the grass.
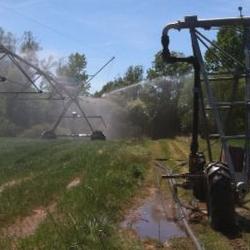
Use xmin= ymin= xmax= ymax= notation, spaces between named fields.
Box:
xmin=0 ymin=138 xmax=151 ymax=249
xmin=1 ymin=136 xmax=249 ymax=249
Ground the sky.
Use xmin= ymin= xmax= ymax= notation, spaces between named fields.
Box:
xmin=0 ymin=0 xmax=249 ymax=93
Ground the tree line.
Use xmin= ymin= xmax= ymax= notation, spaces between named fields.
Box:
xmin=96 ymin=26 xmax=245 ymax=139
xmin=0 ymin=26 xmax=245 ymax=138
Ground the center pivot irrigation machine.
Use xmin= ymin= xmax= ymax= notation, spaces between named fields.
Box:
xmin=161 ymin=15 xmax=250 ymax=231
xmin=0 ymin=41 xmax=112 ymax=140
xmin=41 ymin=57 xmax=115 ymax=141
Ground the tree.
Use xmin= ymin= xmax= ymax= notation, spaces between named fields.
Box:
xmin=95 ymin=65 xmax=144 ymax=97
xmin=177 ymin=76 xmax=194 ymax=133
xmin=0 ymin=27 xmax=16 ymax=51
xmin=20 ymin=31 xmax=41 ymax=65
xmin=204 ymin=26 xmax=245 ymax=134
xmin=127 ymin=78 xmax=181 ymax=138
xmin=127 ymin=99 xmax=150 ymax=135
xmin=57 ymin=53 xmax=89 ymax=91
xmin=20 ymin=31 xmax=40 ymax=53
xmin=205 ymin=26 xmax=244 ymax=72
xmin=96 ymin=52 xmax=192 ymax=138
xmin=147 ymin=51 xmax=192 ymax=79
xmin=123 ymin=65 xmax=143 ymax=85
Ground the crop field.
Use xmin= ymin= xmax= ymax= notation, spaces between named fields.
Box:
xmin=0 ymin=137 xmax=250 ymax=250
xmin=0 ymin=1 xmax=249 ymax=249
xmin=0 ymin=138 xmax=152 ymax=249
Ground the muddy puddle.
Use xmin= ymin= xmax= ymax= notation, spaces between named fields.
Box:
xmin=121 ymin=189 xmax=186 ymax=243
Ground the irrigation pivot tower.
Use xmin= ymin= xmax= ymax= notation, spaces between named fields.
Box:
xmin=161 ymin=15 xmax=250 ymax=231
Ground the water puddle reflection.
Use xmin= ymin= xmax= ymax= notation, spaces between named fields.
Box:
xmin=121 ymin=189 xmax=186 ymax=243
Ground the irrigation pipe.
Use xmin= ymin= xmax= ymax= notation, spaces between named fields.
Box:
xmin=155 ymin=161 xmax=205 ymax=250
xmin=154 ymin=164 xmax=176 ymax=243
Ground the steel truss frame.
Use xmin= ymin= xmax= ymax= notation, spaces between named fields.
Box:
xmin=45 ymin=57 xmax=114 ymax=136
xmin=0 ymin=43 xmax=64 ymax=99
xmin=162 ymin=16 xmax=250 ymax=187
xmin=0 ymin=42 xmax=114 ymax=137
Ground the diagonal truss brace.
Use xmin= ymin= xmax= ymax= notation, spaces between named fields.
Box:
xmin=48 ymin=57 xmax=115 ymax=134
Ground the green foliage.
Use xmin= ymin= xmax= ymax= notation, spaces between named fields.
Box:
xmin=177 ymin=76 xmax=193 ymax=133
xmin=123 ymin=65 xmax=144 ymax=84
xmin=96 ymin=50 xmax=191 ymax=138
xmin=95 ymin=77 xmax=124 ymax=96
xmin=0 ymin=27 xmax=16 ymax=51
xmin=147 ymin=51 xmax=192 ymax=79
xmin=203 ymin=27 xmax=246 ymax=134
xmin=121 ymin=50 xmax=191 ymax=138
xmin=126 ymin=78 xmax=182 ymax=138
xmin=57 ymin=52 xmax=89 ymax=91
xmin=20 ymin=31 xmax=41 ymax=65
xmin=205 ymin=26 xmax=244 ymax=72
xmin=20 ymin=31 xmax=41 ymax=54
xmin=127 ymin=99 xmax=150 ymax=134
xmin=176 ymin=27 xmax=246 ymax=135
xmin=95 ymin=65 xmax=144 ymax=96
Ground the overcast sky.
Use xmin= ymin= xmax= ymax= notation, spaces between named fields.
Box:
xmin=0 ymin=0 xmax=249 ymax=92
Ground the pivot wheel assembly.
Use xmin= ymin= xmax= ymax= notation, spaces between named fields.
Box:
xmin=90 ymin=130 xmax=106 ymax=140
xmin=206 ymin=162 xmax=235 ymax=231
xmin=41 ymin=130 xmax=57 ymax=139
xmin=189 ymin=152 xmax=207 ymax=201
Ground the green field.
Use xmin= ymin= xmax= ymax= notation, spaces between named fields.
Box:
xmin=1 ymin=137 xmax=250 ymax=250
xmin=0 ymin=138 xmax=151 ymax=249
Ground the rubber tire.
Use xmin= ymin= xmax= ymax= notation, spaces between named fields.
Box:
xmin=189 ymin=153 xmax=207 ymax=202
xmin=41 ymin=130 xmax=57 ymax=139
xmin=206 ymin=162 xmax=235 ymax=232
xmin=90 ymin=131 xmax=106 ymax=141
xmin=193 ymin=175 xmax=207 ymax=202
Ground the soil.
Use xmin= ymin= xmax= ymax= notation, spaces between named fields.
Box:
xmin=66 ymin=177 xmax=81 ymax=189
xmin=0 ymin=176 xmax=32 ymax=193
xmin=3 ymin=203 xmax=56 ymax=239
